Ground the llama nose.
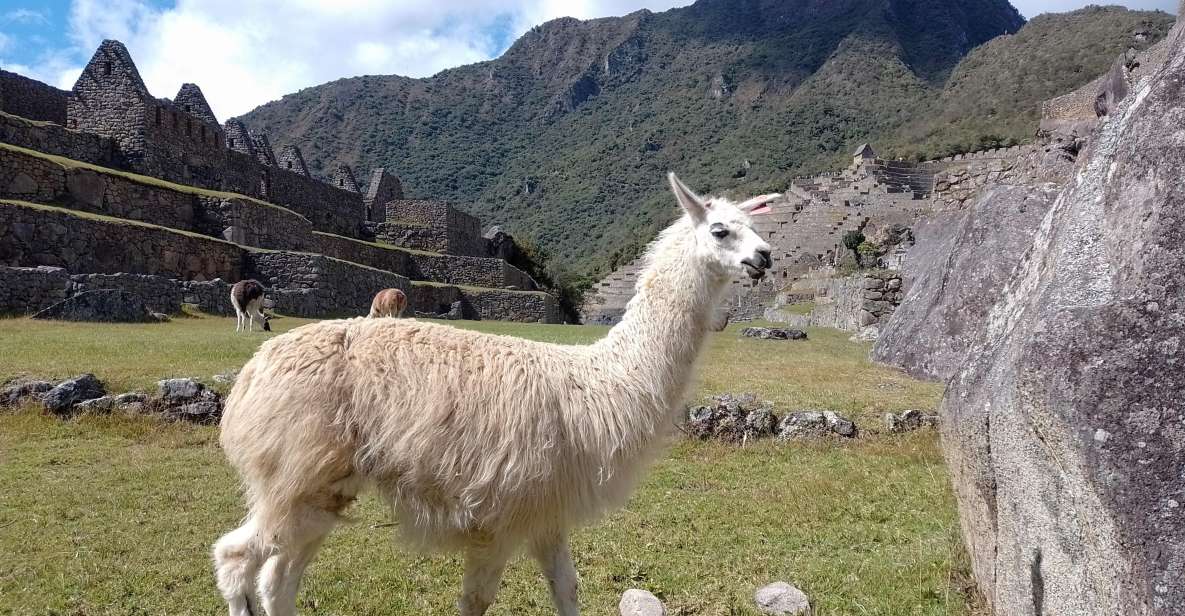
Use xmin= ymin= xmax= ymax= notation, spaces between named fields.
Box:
xmin=757 ymin=249 xmax=772 ymax=269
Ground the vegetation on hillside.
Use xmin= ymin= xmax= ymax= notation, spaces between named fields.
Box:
xmin=239 ymin=2 xmax=1171 ymax=281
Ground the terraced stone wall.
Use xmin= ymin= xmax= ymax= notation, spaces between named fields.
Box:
xmin=0 ymin=70 xmax=69 ymax=125
xmin=0 ymin=201 xmax=243 ymax=281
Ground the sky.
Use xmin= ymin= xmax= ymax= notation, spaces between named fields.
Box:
xmin=0 ymin=0 xmax=1177 ymax=119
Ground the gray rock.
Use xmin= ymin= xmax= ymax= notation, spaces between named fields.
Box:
xmin=166 ymin=398 xmax=221 ymax=424
xmin=884 ymin=409 xmax=939 ymax=433
xmin=158 ymin=378 xmax=203 ymax=402
xmin=42 ymin=374 xmax=105 ymax=414
xmin=212 ymin=370 xmax=238 ymax=385
xmin=741 ymin=327 xmax=808 ymax=341
xmin=871 ymin=181 xmax=1064 ymax=382
xmin=941 ymin=20 xmax=1185 ymax=615
xmin=2 ymin=379 xmax=53 ymax=406
xmin=75 ymin=395 xmax=116 ymax=412
xmin=822 ymin=411 xmax=856 ymax=437
xmin=619 ymin=589 xmax=666 ymax=616
xmin=754 ymin=581 xmax=810 ymax=615
xmin=31 ymin=290 xmax=155 ymax=323
xmin=777 ymin=411 xmax=857 ymax=440
xmin=686 ymin=393 xmax=777 ymax=442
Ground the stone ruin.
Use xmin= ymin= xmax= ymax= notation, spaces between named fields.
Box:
xmin=0 ymin=39 xmax=561 ymax=323
xmin=580 ymin=141 xmax=1036 ymax=330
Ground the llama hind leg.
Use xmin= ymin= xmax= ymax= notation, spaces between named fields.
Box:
xmin=458 ymin=541 xmax=514 ymax=616
xmin=213 ymin=516 xmax=264 ymax=616
xmin=256 ymin=506 xmax=338 ymax=616
xmin=531 ymin=534 xmax=580 ymax=616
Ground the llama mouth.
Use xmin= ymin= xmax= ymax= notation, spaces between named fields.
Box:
xmin=743 ymin=262 xmax=766 ymax=280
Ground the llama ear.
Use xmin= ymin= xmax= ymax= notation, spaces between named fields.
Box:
xmin=738 ymin=193 xmax=780 ymax=215
xmin=668 ymin=172 xmax=709 ymax=222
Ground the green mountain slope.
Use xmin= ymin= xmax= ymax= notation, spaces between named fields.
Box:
xmin=238 ymin=1 xmax=1170 ymax=279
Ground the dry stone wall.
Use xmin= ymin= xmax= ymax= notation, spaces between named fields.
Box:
xmin=67 ymin=272 xmax=182 ymax=314
xmin=0 ymin=201 xmax=243 ymax=282
xmin=0 ymin=266 xmax=70 ymax=315
xmin=380 ymin=200 xmax=486 ymax=256
xmin=411 ymin=283 xmax=561 ymax=323
xmin=245 ymin=251 xmax=412 ymax=319
xmin=0 ymin=112 xmax=118 ymax=167
xmin=0 ymin=146 xmax=313 ymax=252
xmin=0 ymin=70 xmax=69 ymax=125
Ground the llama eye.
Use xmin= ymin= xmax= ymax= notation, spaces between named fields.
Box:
xmin=710 ymin=224 xmax=729 ymax=239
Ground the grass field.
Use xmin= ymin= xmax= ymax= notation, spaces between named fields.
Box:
xmin=0 ymin=315 xmax=960 ymax=615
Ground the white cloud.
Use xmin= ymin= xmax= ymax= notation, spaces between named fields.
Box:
xmin=3 ymin=8 xmax=50 ymax=24
xmin=51 ymin=0 xmax=691 ymax=119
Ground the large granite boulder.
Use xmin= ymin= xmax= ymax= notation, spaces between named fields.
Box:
xmin=872 ymin=152 xmax=1072 ymax=382
xmin=32 ymin=289 xmax=155 ymax=323
xmin=942 ymin=18 xmax=1185 ymax=615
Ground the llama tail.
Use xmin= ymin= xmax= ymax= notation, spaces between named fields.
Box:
xmin=213 ymin=517 xmax=266 ymax=616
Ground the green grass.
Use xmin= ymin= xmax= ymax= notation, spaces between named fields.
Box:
xmin=0 ymin=317 xmax=959 ymax=615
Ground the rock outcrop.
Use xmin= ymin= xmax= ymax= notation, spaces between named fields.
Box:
xmin=941 ymin=16 xmax=1185 ymax=615
xmin=872 ymin=147 xmax=1074 ymax=381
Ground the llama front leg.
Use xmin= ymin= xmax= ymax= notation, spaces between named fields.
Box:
xmin=458 ymin=542 xmax=513 ymax=616
xmin=531 ymin=535 xmax=580 ymax=616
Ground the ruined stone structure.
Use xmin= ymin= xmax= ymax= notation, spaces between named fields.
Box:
xmin=0 ymin=40 xmax=556 ymax=322
xmin=582 ymin=142 xmax=1005 ymax=325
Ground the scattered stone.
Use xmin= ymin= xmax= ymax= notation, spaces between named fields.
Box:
xmin=1 ymin=378 xmax=53 ymax=406
xmin=42 ymin=374 xmax=106 ymax=414
xmin=75 ymin=395 xmax=116 ymax=412
xmin=149 ymin=311 xmax=171 ymax=322
xmin=741 ymin=327 xmax=808 ymax=341
xmin=884 ymin=409 xmax=939 ymax=433
xmin=212 ymin=370 xmax=239 ymax=385
xmin=112 ymin=392 xmax=147 ymax=412
xmin=158 ymin=378 xmax=203 ymax=402
xmin=619 ymin=589 xmax=666 ymax=616
xmin=687 ymin=393 xmax=777 ymax=443
xmin=777 ymin=410 xmax=858 ymax=440
xmin=849 ymin=326 xmax=879 ymax=342
xmin=31 ymin=289 xmax=156 ymax=323
xmin=754 ymin=582 xmax=811 ymax=615
xmin=167 ymin=396 xmax=222 ymax=424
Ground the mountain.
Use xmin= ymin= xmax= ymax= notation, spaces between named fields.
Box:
xmin=883 ymin=5 xmax=1175 ymax=159
xmin=238 ymin=1 xmax=1169 ymax=281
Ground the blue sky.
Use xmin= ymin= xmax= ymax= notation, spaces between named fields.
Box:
xmin=0 ymin=0 xmax=1177 ymax=118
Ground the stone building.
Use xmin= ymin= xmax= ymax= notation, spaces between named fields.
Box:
xmin=0 ymin=39 xmax=556 ymax=323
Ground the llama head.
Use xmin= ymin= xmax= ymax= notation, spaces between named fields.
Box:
xmin=668 ymin=172 xmax=775 ymax=280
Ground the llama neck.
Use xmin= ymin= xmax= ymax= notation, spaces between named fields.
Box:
xmin=593 ymin=224 xmax=727 ymax=416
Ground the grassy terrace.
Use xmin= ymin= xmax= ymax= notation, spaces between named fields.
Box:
xmin=0 ymin=316 xmax=959 ymax=615
xmin=0 ymin=141 xmax=310 ymax=222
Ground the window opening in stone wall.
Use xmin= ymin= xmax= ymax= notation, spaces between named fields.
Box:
xmin=229 ymin=138 xmax=236 ymax=149
xmin=184 ymin=104 xmax=191 ymax=113
xmin=101 ymin=61 xmax=112 ymax=76
xmin=286 ymin=161 xmax=292 ymax=169
xmin=338 ymin=179 xmax=343 ymax=186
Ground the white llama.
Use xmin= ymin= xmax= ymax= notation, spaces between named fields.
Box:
xmin=212 ymin=173 xmax=777 ymax=616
